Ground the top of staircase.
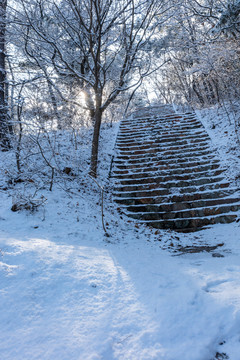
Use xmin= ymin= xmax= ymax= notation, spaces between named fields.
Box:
xmin=129 ymin=105 xmax=176 ymax=119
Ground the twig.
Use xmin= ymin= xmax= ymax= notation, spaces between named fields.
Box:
xmin=89 ymin=175 xmax=110 ymax=237
xmin=35 ymin=138 xmax=56 ymax=191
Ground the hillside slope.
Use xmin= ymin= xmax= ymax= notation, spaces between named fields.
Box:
xmin=0 ymin=106 xmax=240 ymax=360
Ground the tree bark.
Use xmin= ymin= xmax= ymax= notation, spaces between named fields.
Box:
xmin=0 ymin=0 xmax=10 ymax=148
xmin=46 ymin=78 xmax=62 ymax=130
xmin=89 ymin=106 xmax=102 ymax=178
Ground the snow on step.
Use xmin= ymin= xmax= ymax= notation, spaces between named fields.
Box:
xmin=111 ymin=106 xmax=240 ymax=231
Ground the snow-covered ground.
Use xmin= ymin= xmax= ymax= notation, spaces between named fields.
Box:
xmin=196 ymin=105 xmax=240 ymax=185
xmin=0 ymin=106 xmax=240 ymax=360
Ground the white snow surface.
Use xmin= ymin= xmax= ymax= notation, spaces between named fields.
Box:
xmin=0 ymin=108 xmax=240 ymax=360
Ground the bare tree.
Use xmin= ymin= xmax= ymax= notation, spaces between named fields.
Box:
xmin=16 ymin=0 xmax=167 ymax=176
xmin=0 ymin=0 xmax=10 ymax=148
xmin=150 ymin=0 xmax=240 ymax=109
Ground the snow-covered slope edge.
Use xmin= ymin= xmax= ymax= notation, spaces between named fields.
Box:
xmin=196 ymin=105 xmax=240 ymax=186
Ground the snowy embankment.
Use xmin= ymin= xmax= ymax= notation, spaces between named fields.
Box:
xmin=0 ymin=108 xmax=240 ymax=360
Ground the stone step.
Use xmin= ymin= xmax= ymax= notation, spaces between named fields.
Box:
xmin=114 ymin=175 xmax=225 ymax=193
xmin=117 ymin=133 xmax=206 ymax=144
xmin=113 ymin=182 xmax=231 ymax=199
xmin=116 ymin=137 xmax=210 ymax=150
xmin=126 ymin=203 xmax=240 ymax=221
xmin=119 ymin=119 xmax=201 ymax=132
xmin=120 ymin=117 xmax=200 ymax=126
xmin=114 ymin=188 xmax=237 ymax=205
xmin=115 ymin=169 xmax=225 ymax=185
xmin=117 ymin=126 xmax=205 ymax=139
xmin=117 ymin=129 xmax=209 ymax=143
xmin=117 ymin=123 xmax=203 ymax=137
xmin=114 ymin=159 xmax=220 ymax=171
xmin=124 ymin=196 xmax=240 ymax=213
xmin=121 ymin=113 xmax=184 ymax=120
xmin=121 ymin=115 xmax=196 ymax=126
xmin=138 ymin=213 xmax=238 ymax=230
xmin=116 ymin=140 xmax=210 ymax=155
xmin=120 ymin=117 xmax=201 ymax=126
xmin=116 ymin=132 xmax=209 ymax=144
xmin=112 ymin=163 xmax=221 ymax=178
xmin=121 ymin=113 xmax=181 ymax=121
xmin=114 ymin=150 xmax=216 ymax=164
xmin=116 ymin=144 xmax=211 ymax=157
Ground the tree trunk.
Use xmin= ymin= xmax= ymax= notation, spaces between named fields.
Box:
xmin=89 ymin=106 xmax=102 ymax=178
xmin=46 ymin=78 xmax=62 ymax=130
xmin=192 ymin=80 xmax=205 ymax=105
xmin=0 ymin=0 xmax=9 ymax=149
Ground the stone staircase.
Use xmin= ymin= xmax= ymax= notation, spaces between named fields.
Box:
xmin=111 ymin=106 xmax=240 ymax=232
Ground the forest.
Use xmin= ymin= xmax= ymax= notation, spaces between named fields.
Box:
xmin=0 ymin=0 xmax=240 ymax=179
xmin=0 ymin=1 xmax=240 ymax=360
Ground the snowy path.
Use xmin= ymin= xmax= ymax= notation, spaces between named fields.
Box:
xmin=0 ymin=189 xmax=240 ymax=360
